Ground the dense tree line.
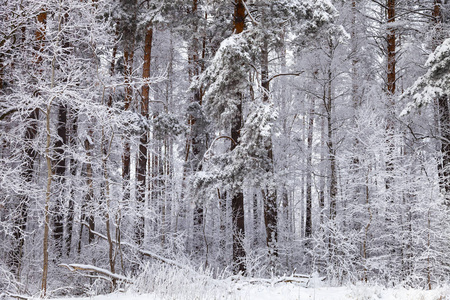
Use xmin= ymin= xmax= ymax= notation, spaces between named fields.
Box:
xmin=1 ymin=0 xmax=450 ymax=297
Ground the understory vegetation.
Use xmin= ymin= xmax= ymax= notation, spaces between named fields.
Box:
xmin=2 ymin=0 xmax=450 ymax=298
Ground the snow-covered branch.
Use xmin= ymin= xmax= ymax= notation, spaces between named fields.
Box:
xmin=59 ymin=264 xmax=133 ymax=284
xmin=82 ymin=223 xmax=197 ymax=274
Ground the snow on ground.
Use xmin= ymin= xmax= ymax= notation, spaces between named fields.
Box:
xmin=47 ymin=283 xmax=449 ymax=300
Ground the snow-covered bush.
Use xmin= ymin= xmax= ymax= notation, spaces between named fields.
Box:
xmin=132 ymin=263 xmax=229 ymax=299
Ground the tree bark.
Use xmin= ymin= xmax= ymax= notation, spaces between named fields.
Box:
xmin=135 ymin=23 xmax=153 ymax=246
xmin=430 ymin=0 xmax=450 ymax=202
xmin=386 ymin=0 xmax=396 ymax=97
xmin=187 ymin=0 xmax=207 ymax=259
xmin=261 ymin=36 xmax=278 ymax=260
xmin=231 ymin=0 xmax=246 ymax=274
xmin=33 ymin=8 xmax=49 ymax=297
xmin=305 ymin=97 xmax=315 ymax=238
xmin=122 ymin=21 xmax=135 ymax=203
xmin=439 ymin=95 xmax=450 ymax=202
xmin=52 ymin=103 xmax=67 ymax=259
xmin=9 ymin=107 xmax=39 ymax=276
xmin=66 ymin=111 xmax=78 ymax=257
xmin=325 ymin=66 xmax=337 ymax=220
xmin=86 ymin=135 xmax=96 ymax=244
xmin=42 ymin=92 xmax=54 ymax=297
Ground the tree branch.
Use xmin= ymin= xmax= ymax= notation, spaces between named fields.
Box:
xmin=82 ymin=222 xmax=197 ymax=273
xmin=266 ymin=72 xmax=304 ymax=84
xmin=242 ymin=1 xmax=260 ymax=26
xmin=59 ymin=263 xmax=133 ymax=284
xmin=3 ymin=293 xmax=30 ymax=300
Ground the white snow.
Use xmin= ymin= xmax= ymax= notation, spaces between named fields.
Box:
xmin=45 ymin=282 xmax=449 ymax=300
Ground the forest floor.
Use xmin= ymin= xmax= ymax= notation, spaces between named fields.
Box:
xmin=46 ymin=282 xmax=449 ymax=300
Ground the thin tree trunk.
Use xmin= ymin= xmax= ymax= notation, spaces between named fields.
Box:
xmin=326 ymin=67 xmax=337 ymax=220
xmin=231 ymin=97 xmax=245 ymax=273
xmin=42 ymin=101 xmax=52 ymax=297
xmin=217 ymin=189 xmax=227 ymax=266
xmin=102 ymin=125 xmax=117 ymax=289
xmin=319 ymin=118 xmax=326 ymax=225
xmin=324 ymin=61 xmax=337 ymax=262
xmin=363 ymin=172 xmax=372 ymax=282
xmin=0 ymin=53 xmax=3 ymax=90
xmin=108 ymin=27 xmax=119 ymax=107
xmin=305 ymin=97 xmax=315 ymax=238
xmin=35 ymin=8 xmax=49 ymax=297
xmin=66 ymin=111 xmax=78 ymax=257
xmin=351 ymin=0 xmax=359 ymax=107
xmin=77 ymin=135 xmax=95 ymax=254
xmin=427 ymin=209 xmax=431 ymax=290
xmin=9 ymin=107 xmax=39 ymax=276
xmin=85 ymin=136 xmax=95 ymax=244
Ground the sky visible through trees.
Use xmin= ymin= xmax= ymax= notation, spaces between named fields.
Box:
xmin=2 ymin=0 xmax=450 ymax=297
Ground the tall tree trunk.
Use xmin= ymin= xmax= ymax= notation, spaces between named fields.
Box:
xmin=52 ymin=103 xmax=67 ymax=259
xmin=33 ymin=8 xmax=50 ymax=297
xmin=385 ymin=0 xmax=396 ymax=189
xmin=86 ymin=135 xmax=96 ymax=243
xmin=439 ymin=95 xmax=450 ymax=202
xmin=8 ymin=18 xmax=40 ymax=267
xmin=351 ymin=0 xmax=359 ymax=107
xmin=325 ymin=66 xmax=337 ymax=221
xmin=384 ymin=0 xmax=398 ymax=266
xmin=261 ymin=37 xmax=278 ymax=260
xmin=385 ymin=0 xmax=396 ymax=185
xmin=305 ymin=97 xmax=315 ymax=238
xmin=430 ymin=0 xmax=450 ymax=203
xmin=53 ymin=6 xmax=73 ymax=259
xmin=135 ymin=23 xmax=153 ymax=246
xmin=0 ymin=53 xmax=3 ymax=90
xmin=386 ymin=0 xmax=396 ymax=97
xmin=319 ymin=117 xmax=326 ymax=225
xmin=187 ymin=0 xmax=208 ymax=260
xmin=363 ymin=172 xmax=372 ymax=282
xmin=324 ymin=61 xmax=337 ymax=261
xmin=66 ymin=111 xmax=78 ymax=257
xmin=9 ymin=108 xmax=39 ymax=276
xmin=231 ymin=0 xmax=246 ymax=274
xmin=77 ymin=131 xmax=95 ymax=254
xmin=42 ymin=100 xmax=53 ymax=298
xmin=122 ymin=28 xmax=135 ymax=203
xmin=102 ymin=123 xmax=117 ymax=288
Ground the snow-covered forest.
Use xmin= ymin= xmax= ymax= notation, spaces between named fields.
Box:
xmin=2 ymin=0 xmax=450 ymax=298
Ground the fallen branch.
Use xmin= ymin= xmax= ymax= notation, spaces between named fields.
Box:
xmin=82 ymin=222 xmax=197 ymax=274
xmin=3 ymin=293 xmax=30 ymax=300
xmin=230 ymin=273 xmax=325 ymax=287
xmin=59 ymin=264 xmax=133 ymax=284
